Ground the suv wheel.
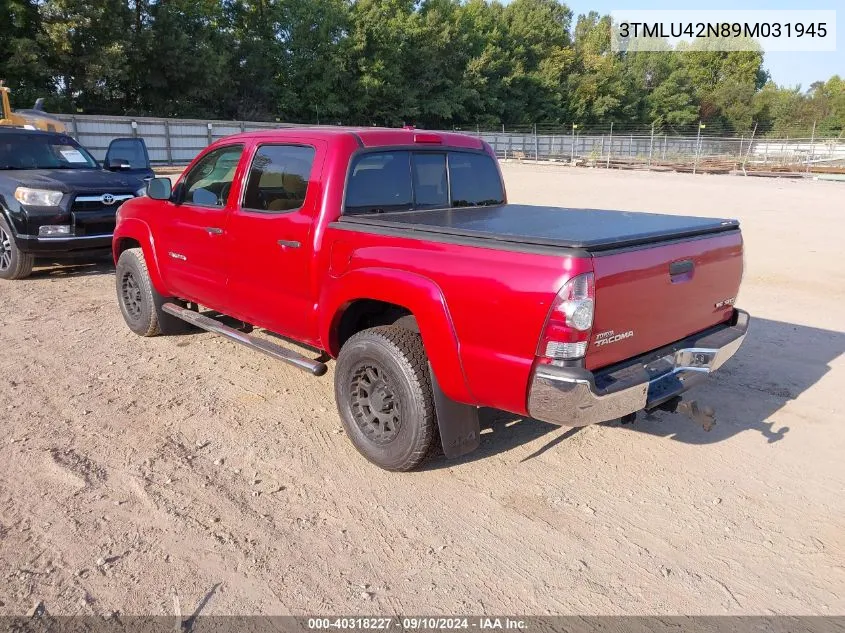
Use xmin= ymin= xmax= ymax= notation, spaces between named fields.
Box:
xmin=0 ymin=216 xmax=34 ymax=280
xmin=335 ymin=325 xmax=436 ymax=471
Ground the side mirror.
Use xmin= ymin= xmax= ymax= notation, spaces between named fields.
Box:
xmin=147 ymin=177 xmax=172 ymax=201
xmin=106 ymin=157 xmax=131 ymax=171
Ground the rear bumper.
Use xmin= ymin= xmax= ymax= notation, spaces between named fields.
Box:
xmin=527 ymin=309 xmax=750 ymax=427
xmin=16 ymin=234 xmax=113 ymax=256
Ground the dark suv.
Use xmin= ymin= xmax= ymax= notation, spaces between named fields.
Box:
xmin=0 ymin=128 xmax=152 ymax=279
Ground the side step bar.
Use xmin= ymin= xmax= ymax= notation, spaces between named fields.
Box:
xmin=162 ymin=303 xmax=328 ymax=377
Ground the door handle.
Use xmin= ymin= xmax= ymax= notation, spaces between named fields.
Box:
xmin=277 ymin=239 xmax=301 ymax=249
xmin=669 ymin=259 xmax=694 ymax=283
xmin=204 ymin=227 xmax=223 ymax=235
xmin=669 ymin=259 xmax=694 ymax=276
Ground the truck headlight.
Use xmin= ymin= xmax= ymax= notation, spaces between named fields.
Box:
xmin=14 ymin=187 xmax=64 ymax=207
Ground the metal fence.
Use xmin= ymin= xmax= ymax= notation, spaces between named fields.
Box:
xmin=57 ymin=114 xmax=845 ymax=176
xmin=55 ymin=113 xmax=310 ymax=165
xmin=481 ymin=131 xmax=845 ymax=175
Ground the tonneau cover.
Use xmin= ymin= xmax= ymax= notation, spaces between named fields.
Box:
xmin=338 ymin=204 xmax=739 ymax=252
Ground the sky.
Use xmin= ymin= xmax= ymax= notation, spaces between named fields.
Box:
xmin=562 ymin=0 xmax=842 ymax=90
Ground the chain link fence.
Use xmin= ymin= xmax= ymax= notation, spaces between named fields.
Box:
xmin=56 ymin=114 xmax=845 ymax=177
xmin=471 ymin=124 xmax=845 ymax=176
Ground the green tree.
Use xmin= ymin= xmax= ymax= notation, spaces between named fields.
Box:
xmin=500 ymin=0 xmax=573 ymax=123
xmin=0 ymin=0 xmax=52 ymax=106
xmin=459 ymin=0 xmax=510 ymax=125
xmin=1 ymin=0 xmax=841 ymax=133
xmin=568 ymin=12 xmax=635 ymax=124
xmin=38 ymin=0 xmax=134 ymax=113
xmin=275 ymin=0 xmax=352 ymax=123
xmin=227 ymin=0 xmax=286 ymax=120
xmin=136 ymin=0 xmax=232 ymax=118
xmin=677 ymin=43 xmax=766 ymax=131
xmin=346 ymin=0 xmax=417 ymax=125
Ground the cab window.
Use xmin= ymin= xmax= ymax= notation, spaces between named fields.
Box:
xmin=412 ymin=153 xmax=448 ymax=209
xmin=344 ymin=150 xmax=503 ymax=215
xmin=182 ymin=145 xmax=244 ymax=207
xmin=345 ymin=151 xmax=413 ymax=214
xmin=448 ymin=152 xmax=504 ymax=207
xmin=242 ymin=144 xmax=315 ymax=212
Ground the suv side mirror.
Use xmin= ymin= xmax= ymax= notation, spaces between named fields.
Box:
xmin=147 ymin=177 xmax=172 ymax=201
xmin=106 ymin=157 xmax=132 ymax=171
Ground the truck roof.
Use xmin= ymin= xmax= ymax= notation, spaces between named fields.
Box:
xmin=216 ymin=126 xmax=485 ymax=150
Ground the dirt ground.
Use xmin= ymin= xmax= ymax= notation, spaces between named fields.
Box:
xmin=1 ymin=165 xmax=843 ymax=617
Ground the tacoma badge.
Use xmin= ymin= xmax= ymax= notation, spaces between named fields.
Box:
xmin=594 ymin=329 xmax=634 ymax=347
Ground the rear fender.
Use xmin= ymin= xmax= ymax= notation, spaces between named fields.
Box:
xmin=320 ymin=267 xmax=475 ymax=405
xmin=112 ymin=218 xmax=168 ymax=295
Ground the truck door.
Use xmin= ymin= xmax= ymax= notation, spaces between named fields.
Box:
xmin=104 ymin=138 xmax=154 ymax=180
xmin=156 ymin=144 xmax=245 ymax=311
xmin=223 ymin=140 xmax=326 ymax=345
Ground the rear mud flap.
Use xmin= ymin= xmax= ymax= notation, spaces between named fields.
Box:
xmin=428 ymin=363 xmax=480 ymax=459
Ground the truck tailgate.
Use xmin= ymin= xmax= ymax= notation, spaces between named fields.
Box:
xmin=586 ymin=231 xmax=743 ymax=371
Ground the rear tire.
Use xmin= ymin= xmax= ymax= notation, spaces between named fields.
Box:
xmin=335 ymin=325 xmax=436 ymax=471
xmin=0 ymin=216 xmax=34 ymax=280
xmin=116 ymin=247 xmax=185 ymax=336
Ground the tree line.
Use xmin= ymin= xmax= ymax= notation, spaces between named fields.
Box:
xmin=2 ymin=0 xmax=843 ymax=137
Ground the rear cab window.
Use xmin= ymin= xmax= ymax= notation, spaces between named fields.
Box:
xmin=344 ymin=150 xmax=503 ymax=215
xmin=345 ymin=152 xmax=413 ymax=214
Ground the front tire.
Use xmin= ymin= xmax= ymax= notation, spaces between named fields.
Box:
xmin=0 ymin=216 xmax=34 ymax=280
xmin=335 ymin=326 xmax=436 ymax=471
xmin=116 ymin=247 xmax=187 ymax=336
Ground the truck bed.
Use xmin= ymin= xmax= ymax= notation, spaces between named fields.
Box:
xmin=336 ymin=204 xmax=739 ymax=253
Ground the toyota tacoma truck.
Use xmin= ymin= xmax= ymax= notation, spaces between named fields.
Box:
xmin=0 ymin=127 xmax=152 ymax=279
xmin=112 ymin=127 xmax=748 ymax=471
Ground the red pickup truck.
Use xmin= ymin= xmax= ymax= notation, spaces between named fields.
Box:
xmin=112 ymin=127 xmax=748 ymax=470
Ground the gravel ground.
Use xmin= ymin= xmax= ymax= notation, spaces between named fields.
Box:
xmin=0 ymin=164 xmax=842 ymax=616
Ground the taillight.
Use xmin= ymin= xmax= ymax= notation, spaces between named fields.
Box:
xmin=537 ymin=272 xmax=595 ymax=363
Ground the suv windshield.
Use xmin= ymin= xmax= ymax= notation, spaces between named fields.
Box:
xmin=0 ymin=133 xmax=99 ymax=170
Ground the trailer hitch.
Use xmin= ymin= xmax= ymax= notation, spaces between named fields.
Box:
xmin=650 ymin=396 xmax=716 ymax=432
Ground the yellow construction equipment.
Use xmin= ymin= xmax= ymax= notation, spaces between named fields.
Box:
xmin=0 ymin=80 xmax=67 ymax=133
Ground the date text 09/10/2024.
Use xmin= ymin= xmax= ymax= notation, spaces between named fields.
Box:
xmin=307 ymin=617 xmax=528 ymax=630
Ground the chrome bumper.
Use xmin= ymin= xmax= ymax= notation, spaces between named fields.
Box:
xmin=527 ymin=309 xmax=750 ymax=427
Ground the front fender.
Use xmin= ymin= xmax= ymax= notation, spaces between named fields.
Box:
xmin=319 ymin=267 xmax=476 ymax=405
xmin=112 ymin=217 xmax=169 ymax=296
xmin=0 ymin=197 xmax=26 ymax=240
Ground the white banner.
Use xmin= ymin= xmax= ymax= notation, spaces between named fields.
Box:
xmin=611 ymin=9 xmax=837 ymax=52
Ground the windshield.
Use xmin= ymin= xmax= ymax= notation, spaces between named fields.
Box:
xmin=0 ymin=133 xmax=99 ymax=170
